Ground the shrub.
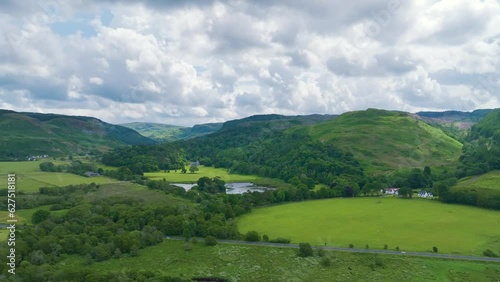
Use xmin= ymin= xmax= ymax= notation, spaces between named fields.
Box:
xmin=383 ymin=244 xmax=388 ymax=250
xmin=244 ymin=231 xmax=261 ymax=242
xmin=483 ymin=249 xmax=499 ymax=257
xmin=395 ymin=246 xmax=400 ymax=251
xmin=432 ymin=246 xmax=438 ymax=253
xmin=320 ymin=256 xmax=331 ymax=267
xmin=269 ymin=238 xmax=291 ymax=244
xmin=374 ymin=256 xmax=385 ymax=268
xmin=183 ymin=242 xmax=193 ymax=252
xmin=349 ymin=244 xmax=354 ymax=248
xmin=192 ymin=237 xmax=198 ymax=244
xmin=262 ymin=235 xmax=269 ymax=242
xmin=298 ymin=243 xmax=314 ymax=257
xmin=317 ymin=248 xmax=326 ymax=257
xmin=365 ymin=244 xmax=369 ymax=249
xmin=204 ymin=236 xmax=218 ymax=246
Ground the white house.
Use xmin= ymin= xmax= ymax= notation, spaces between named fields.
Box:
xmin=384 ymin=188 xmax=400 ymax=195
xmin=418 ymin=191 xmax=433 ymax=198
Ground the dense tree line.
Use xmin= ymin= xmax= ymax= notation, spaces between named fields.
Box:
xmin=436 ymin=183 xmax=500 ymax=210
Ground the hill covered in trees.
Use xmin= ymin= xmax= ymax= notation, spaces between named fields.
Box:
xmin=0 ymin=109 xmax=156 ymax=160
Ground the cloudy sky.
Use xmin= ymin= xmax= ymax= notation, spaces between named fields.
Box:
xmin=0 ymin=0 xmax=499 ymax=126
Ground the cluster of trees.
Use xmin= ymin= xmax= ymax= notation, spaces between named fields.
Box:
xmin=39 ymin=161 xmax=102 ymax=177
xmin=456 ymin=140 xmax=500 ymax=178
xmin=39 ymin=162 xmax=66 ymax=172
xmin=101 ymin=145 xmax=185 ymax=174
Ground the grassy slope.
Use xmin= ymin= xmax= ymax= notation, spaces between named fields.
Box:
xmin=145 ymin=166 xmax=261 ymax=183
xmin=237 ymin=197 xmax=500 ymax=255
xmin=56 ymin=240 xmax=500 ymax=282
xmin=306 ymin=109 xmax=463 ymax=173
xmin=0 ymin=161 xmax=114 ymax=193
xmin=453 ymin=170 xmax=500 ymax=193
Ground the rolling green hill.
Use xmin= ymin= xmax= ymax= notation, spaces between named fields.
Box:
xmin=305 ymin=109 xmax=463 ymax=173
xmin=0 ymin=109 xmax=156 ymax=159
xmin=121 ymin=122 xmax=223 ymax=142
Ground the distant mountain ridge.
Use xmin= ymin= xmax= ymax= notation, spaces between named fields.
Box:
xmin=121 ymin=122 xmax=223 ymax=142
xmin=0 ymin=109 xmax=155 ymax=160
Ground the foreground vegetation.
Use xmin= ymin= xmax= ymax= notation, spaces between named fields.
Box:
xmin=238 ymin=197 xmax=500 ymax=255
xmin=17 ymin=240 xmax=500 ymax=282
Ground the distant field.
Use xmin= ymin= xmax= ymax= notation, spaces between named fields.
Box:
xmin=0 ymin=161 xmax=115 ymax=193
xmin=145 ymin=166 xmax=260 ymax=183
xmin=454 ymin=170 xmax=500 ymax=193
xmin=237 ymin=197 xmax=500 ymax=255
xmin=55 ymin=240 xmax=500 ymax=281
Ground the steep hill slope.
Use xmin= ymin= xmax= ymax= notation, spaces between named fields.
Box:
xmin=306 ymin=109 xmax=463 ymax=173
xmin=0 ymin=110 xmax=155 ymax=159
xmin=121 ymin=122 xmax=223 ymax=142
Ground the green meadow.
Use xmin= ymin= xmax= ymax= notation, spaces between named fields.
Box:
xmin=55 ymin=240 xmax=500 ymax=282
xmin=237 ymin=197 xmax=500 ymax=255
xmin=0 ymin=161 xmax=114 ymax=193
xmin=145 ymin=166 xmax=261 ymax=183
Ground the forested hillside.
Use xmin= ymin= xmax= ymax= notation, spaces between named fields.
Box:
xmin=456 ymin=109 xmax=500 ymax=177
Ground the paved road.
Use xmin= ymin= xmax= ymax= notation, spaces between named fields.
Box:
xmin=164 ymin=236 xmax=500 ymax=263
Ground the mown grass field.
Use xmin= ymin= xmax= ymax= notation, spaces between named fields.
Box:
xmin=0 ymin=161 xmax=114 ymax=193
xmin=145 ymin=166 xmax=261 ymax=183
xmin=306 ymin=109 xmax=463 ymax=173
xmin=55 ymin=240 xmax=500 ymax=282
xmin=237 ymin=197 xmax=500 ymax=255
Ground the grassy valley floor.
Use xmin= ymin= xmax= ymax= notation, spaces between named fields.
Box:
xmin=237 ymin=197 xmax=500 ymax=255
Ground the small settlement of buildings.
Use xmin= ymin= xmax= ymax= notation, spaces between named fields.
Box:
xmin=26 ymin=155 xmax=49 ymax=161
xmin=382 ymin=188 xmax=434 ymax=198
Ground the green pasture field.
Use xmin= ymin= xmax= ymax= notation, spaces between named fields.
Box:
xmin=237 ymin=197 xmax=500 ymax=255
xmin=0 ymin=161 xmax=115 ymax=193
xmin=145 ymin=166 xmax=261 ymax=183
xmin=56 ymin=240 xmax=500 ymax=282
